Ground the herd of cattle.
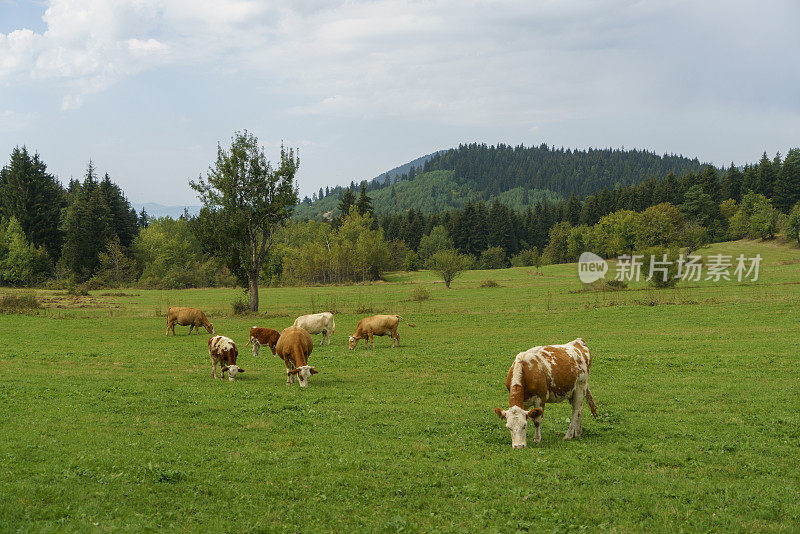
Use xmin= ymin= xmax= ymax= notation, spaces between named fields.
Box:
xmin=165 ymin=306 xmax=598 ymax=448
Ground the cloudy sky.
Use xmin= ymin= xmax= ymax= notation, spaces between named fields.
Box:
xmin=1 ymin=0 xmax=798 ymax=205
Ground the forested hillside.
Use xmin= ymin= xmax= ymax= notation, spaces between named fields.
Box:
xmin=294 ymin=170 xmax=561 ymax=217
xmin=295 ymin=143 xmax=707 ymax=219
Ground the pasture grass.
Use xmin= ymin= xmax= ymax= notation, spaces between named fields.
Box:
xmin=1 ymin=239 xmax=799 ymax=532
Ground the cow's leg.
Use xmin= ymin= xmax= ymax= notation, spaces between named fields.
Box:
xmin=370 ymin=333 xmax=375 ymax=348
xmin=394 ymin=328 xmax=400 ymax=347
xmin=211 ymin=358 xmax=218 ymax=379
xmin=565 ymin=388 xmax=585 ymax=440
xmin=319 ymin=331 xmax=325 ymax=346
xmin=286 ymin=363 xmax=295 ymax=385
xmin=326 ymin=330 xmax=331 ymax=345
xmin=531 ymin=401 xmax=544 ymax=443
xmin=252 ymin=341 xmax=260 ymax=359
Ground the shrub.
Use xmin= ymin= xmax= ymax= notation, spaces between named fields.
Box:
xmin=510 ymin=249 xmax=534 ymax=267
xmin=410 ymin=286 xmax=430 ymax=301
xmin=787 ymin=202 xmax=800 ymax=245
xmin=479 ymin=246 xmax=507 ymax=269
xmin=66 ymin=281 xmax=90 ymax=296
xmin=403 ymin=251 xmax=421 ymax=271
xmin=479 ymin=279 xmax=500 ymax=288
xmin=643 ymin=246 xmax=680 ymax=288
xmin=232 ymin=297 xmax=249 ymax=315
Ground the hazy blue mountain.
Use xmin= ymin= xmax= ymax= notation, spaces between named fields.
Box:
xmin=132 ymin=202 xmax=201 ymax=219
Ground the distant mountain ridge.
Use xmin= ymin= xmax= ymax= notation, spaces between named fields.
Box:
xmin=132 ymin=202 xmax=201 ymax=219
xmin=294 ymin=143 xmax=709 ymax=219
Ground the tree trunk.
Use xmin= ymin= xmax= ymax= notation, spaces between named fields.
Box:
xmin=248 ymin=270 xmax=259 ymax=312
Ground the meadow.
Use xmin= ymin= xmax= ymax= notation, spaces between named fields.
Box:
xmin=1 ymin=239 xmax=799 ymax=532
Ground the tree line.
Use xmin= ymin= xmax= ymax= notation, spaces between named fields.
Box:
xmin=2 ymin=140 xmax=799 ymax=294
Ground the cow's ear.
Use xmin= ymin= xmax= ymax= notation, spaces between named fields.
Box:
xmin=494 ymin=408 xmax=507 ymax=419
xmin=287 ymin=369 xmax=300 ymax=375
xmin=221 ymin=366 xmax=229 ymax=373
xmin=310 ymin=367 xmax=319 ymax=375
xmin=238 ymin=368 xmax=245 ymax=373
xmin=526 ymin=408 xmax=543 ymax=420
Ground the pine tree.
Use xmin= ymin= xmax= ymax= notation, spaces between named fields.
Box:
xmin=356 ymin=183 xmax=374 ymax=217
xmin=756 ymin=152 xmax=777 ymax=198
xmin=338 ymin=188 xmax=356 ymax=218
xmin=564 ymin=193 xmax=582 ymax=225
xmin=0 ymin=146 xmax=64 ymax=260
xmin=139 ymin=208 xmax=149 ymax=228
xmin=61 ymin=161 xmax=114 ymax=280
xmin=721 ymin=164 xmax=742 ymax=203
xmin=99 ymin=173 xmax=138 ymax=247
xmin=773 ymin=149 xmax=800 ymax=212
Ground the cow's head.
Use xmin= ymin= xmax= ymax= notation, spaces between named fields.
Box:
xmin=206 ymin=323 xmax=215 ymax=335
xmin=221 ymin=365 xmax=244 ymax=381
xmin=348 ymin=336 xmax=357 ymax=350
xmin=287 ymin=365 xmax=318 ymax=387
xmin=494 ymin=406 xmax=543 ymax=449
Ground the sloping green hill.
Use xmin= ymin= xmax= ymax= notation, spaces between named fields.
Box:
xmin=296 ymin=143 xmax=707 ymax=219
xmin=294 ymin=170 xmax=562 ymax=219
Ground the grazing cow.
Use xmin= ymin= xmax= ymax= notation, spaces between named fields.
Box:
xmin=348 ymin=314 xmax=415 ymax=349
xmin=245 ymin=327 xmax=281 ymax=358
xmin=275 ymin=326 xmax=317 ymax=387
xmin=494 ymin=338 xmax=598 ymax=448
xmin=293 ymin=312 xmax=335 ymax=346
xmin=166 ymin=307 xmax=214 ymax=336
xmin=208 ymin=335 xmax=244 ymax=381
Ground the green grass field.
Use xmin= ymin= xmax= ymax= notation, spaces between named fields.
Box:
xmin=2 ymin=239 xmax=799 ymax=532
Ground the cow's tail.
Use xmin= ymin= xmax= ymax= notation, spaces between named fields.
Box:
xmin=396 ymin=315 xmax=415 ymax=327
xmin=586 ymin=388 xmax=598 ymax=419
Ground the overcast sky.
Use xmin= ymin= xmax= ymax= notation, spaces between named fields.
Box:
xmin=1 ymin=0 xmax=798 ymax=205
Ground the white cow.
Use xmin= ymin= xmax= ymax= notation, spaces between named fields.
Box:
xmin=293 ymin=312 xmax=335 ymax=346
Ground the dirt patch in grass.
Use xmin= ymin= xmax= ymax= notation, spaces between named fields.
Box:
xmin=39 ymin=294 xmax=122 ymax=309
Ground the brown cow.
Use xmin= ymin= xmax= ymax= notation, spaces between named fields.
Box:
xmin=166 ymin=306 xmax=214 ymax=336
xmin=245 ymin=326 xmax=281 ymax=358
xmin=347 ymin=314 xmax=415 ymax=349
xmin=275 ymin=326 xmax=317 ymax=387
xmin=494 ymin=338 xmax=598 ymax=448
xmin=208 ymin=335 xmax=244 ymax=381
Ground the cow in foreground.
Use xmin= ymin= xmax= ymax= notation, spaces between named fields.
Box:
xmin=245 ymin=327 xmax=281 ymax=358
xmin=293 ymin=312 xmax=335 ymax=346
xmin=166 ymin=306 xmax=214 ymax=336
xmin=348 ymin=314 xmax=415 ymax=349
xmin=275 ymin=326 xmax=317 ymax=387
xmin=208 ymin=335 xmax=244 ymax=381
xmin=494 ymin=338 xmax=598 ymax=448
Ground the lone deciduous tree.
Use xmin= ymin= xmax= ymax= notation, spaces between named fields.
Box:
xmin=190 ymin=131 xmax=298 ymax=312
xmin=428 ymin=248 xmax=471 ymax=289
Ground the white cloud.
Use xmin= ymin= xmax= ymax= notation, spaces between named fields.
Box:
xmin=0 ymin=0 xmax=797 ymax=129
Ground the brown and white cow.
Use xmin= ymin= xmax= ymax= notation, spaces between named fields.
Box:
xmin=166 ymin=306 xmax=214 ymax=336
xmin=348 ymin=314 xmax=415 ymax=349
xmin=494 ymin=338 xmax=598 ymax=448
xmin=245 ymin=326 xmax=281 ymax=358
xmin=208 ymin=335 xmax=244 ymax=381
xmin=275 ymin=326 xmax=318 ymax=387
xmin=293 ymin=312 xmax=335 ymax=346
